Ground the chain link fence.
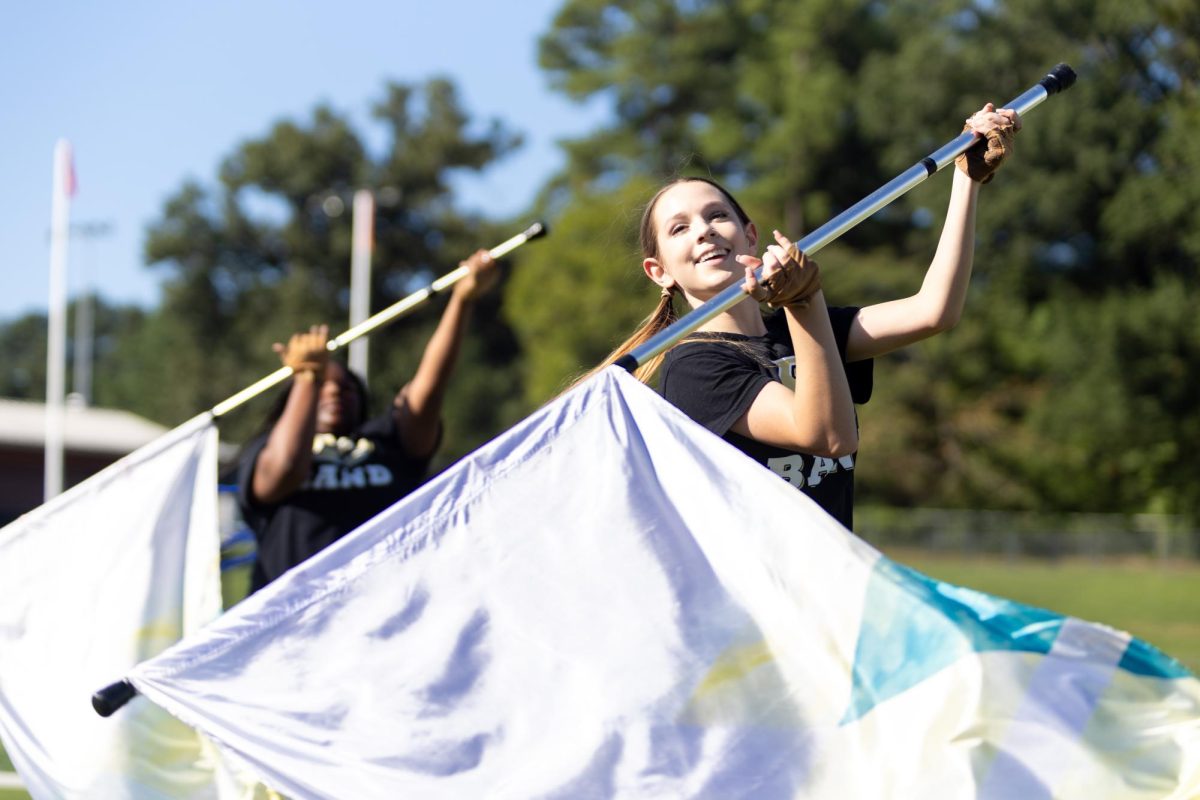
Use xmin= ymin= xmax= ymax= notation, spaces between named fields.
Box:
xmin=855 ymin=507 xmax=1198 ymax=563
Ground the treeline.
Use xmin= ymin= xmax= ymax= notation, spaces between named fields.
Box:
xmin=3 ymin=0 xmax=1197 ymax=520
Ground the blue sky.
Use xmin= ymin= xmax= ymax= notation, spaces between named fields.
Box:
xmin=0 ymin=1 xmax=607 ymax=321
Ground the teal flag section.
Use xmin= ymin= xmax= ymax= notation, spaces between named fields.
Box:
xmin=843 ymin=558 xmax=1063 ymax=724
xmin=843 ymin=557 xmax=1195 ymax=724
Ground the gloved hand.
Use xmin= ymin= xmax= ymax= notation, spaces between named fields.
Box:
xmin=274 ymin=325 xmax=330 ymax=381
xmin=453 ymin=249 xmax=501 ymax=302
xmin=956 ymin=103 xmax=1020 ymax=184
xmin=757 ymin=244 xmax=822 ymax=309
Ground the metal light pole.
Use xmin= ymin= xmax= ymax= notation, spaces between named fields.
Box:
xmin=68 ymin=221 xmax=114 ymax=407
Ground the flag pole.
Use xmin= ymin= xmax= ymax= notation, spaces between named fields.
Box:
xmin=207 ymin=221 xmax=547 ymax=419
xmin=615 ymin=64 xmax=1077 ymax=373
xmin=91 ymin=220 xmax=547 ymax=718
xmin=44 ymin=140 xmax=74 ymax=500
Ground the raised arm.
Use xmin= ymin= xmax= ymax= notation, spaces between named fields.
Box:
xmin=846 ymin=103 xmax=1020 ymax=362
xmin=251 ymin=325 xmax=329 ymax=505
xmin=732 ymin=233 xmax=859 ymax=458
xmin=392 ymin=249 xmax=499 ymax=459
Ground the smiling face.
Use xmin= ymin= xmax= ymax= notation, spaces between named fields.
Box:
xmin=315 ymin=361 xmax=364 ymax=435
xmin=642 ymin=180 xmax=758 ymax=305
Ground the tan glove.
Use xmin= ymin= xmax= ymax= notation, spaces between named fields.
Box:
xmin=274 ymin=325 xmax=330 ymax=381
xmin=956 ymin=122 xmax=1016 ymax=184
xmin=758 ymin=244 xmax=822 ymax=309
xmin=452 ymin=249 xmax=500 ymax=302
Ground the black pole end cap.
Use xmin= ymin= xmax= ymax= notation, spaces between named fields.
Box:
xmin=92 ymin=679 xmax=138 ymax=718
xmin=526 ymin=221 xmax=549 ymax=240
xmin=614 ymin=353 xmax=638 ymax=373
xmin=1040 ymin=63 xmax=1077 ymax=95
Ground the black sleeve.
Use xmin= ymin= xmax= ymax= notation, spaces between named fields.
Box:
xmin=826 ymin=306 xmax=874 ymax=405
xmin=358 ymin=409 xmax=400 ymax=441
xmin=359 ymin=409 xmax=441 ymax=471
xmin=660 ymin=343 xmax=773 ymax=437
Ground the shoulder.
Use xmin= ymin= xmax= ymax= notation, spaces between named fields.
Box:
xmin=664 ymin=334 xmax=760 ymax=365
xmin=826 ymin=305 xmax=862 ymax=337
xmin=660 ymin=334 xmax=775 ymax=431
xmin=764 ymin=305 xmax=861 ymax=341
xmin=662 ymin=334 xmax=771 ymax=383
xmin=356 ymin=409 xmax=400 ymax=441
xmin=826 ymin=306 xmax=873 ymax=404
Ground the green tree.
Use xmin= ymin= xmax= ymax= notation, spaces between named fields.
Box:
xmin=0 ymin=312 xmax=49 ymax=400
xmin=135 ymin=78 xmax=527 ymax=461
xmin=0 ymin=298 xmax=148 ymax=406
xmin=507 ymin=177 xmax=659 ymax=402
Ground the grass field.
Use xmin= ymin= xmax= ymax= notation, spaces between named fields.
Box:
xmin=1 ymin=555 xmax=1195 ymax=796
xmin=0 ymin=745 xmax=26 ymax=800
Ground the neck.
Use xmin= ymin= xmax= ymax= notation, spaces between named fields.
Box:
xmin=690 ymin=294 xmax=767 ymax=335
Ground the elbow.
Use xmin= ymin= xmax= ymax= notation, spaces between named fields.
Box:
xmin=919 ymin=296 xmax=964 ymax=334
xmin=813 ymin=428 xmax=858 ymax=460
xmin=828 ymin=433 xmax=859 ymax=460
xmin=251 ymin=456 xmax=307 ymax=505
xmin=784 ymin=408 xmax=859 ymax=459
xmin=910 ymin=291 xmax=965 ymax=336
xmin=909 ymin=310 xmax=960 ymax=339
xmin=931 ymin=308 xmax=962 ymax=334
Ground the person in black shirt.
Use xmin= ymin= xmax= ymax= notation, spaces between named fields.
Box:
xmin=661 ymin=304 xmax=872 ymax=529
xmin=237 ymin=248 xmax=498 ymax=591
xmin=588 ymin=103 xmax=1019 ymax=529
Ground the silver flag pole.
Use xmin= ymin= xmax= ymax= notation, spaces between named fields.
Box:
xmin=208 ymin=221 xmax=547 ymax=419
xmin=615 ymin=64 xmax=1076 ymax=373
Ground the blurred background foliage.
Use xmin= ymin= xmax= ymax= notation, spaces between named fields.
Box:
xmin=2 ymin=0 xmax=1197 ymax=515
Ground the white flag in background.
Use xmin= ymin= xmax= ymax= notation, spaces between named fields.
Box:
xmin=0 ymin=418 xmax=225 ymax=799
xmin=129 ymin=369 xmax=1199 ymax=799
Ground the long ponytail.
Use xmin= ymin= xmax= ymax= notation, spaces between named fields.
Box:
xmin=574 ymin=285 xmax=680 ymax=387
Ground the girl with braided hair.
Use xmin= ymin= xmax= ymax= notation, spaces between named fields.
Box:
xmin=591 ymin=103 xmax=1019 ymax=529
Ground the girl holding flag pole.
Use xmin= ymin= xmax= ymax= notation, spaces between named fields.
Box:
xmin=590 ymin=102 xmax=1019 ymax=530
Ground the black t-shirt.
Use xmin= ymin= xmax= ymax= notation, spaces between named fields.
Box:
xmin=659 ymin=307 xmax=873 ymax=529
xmin=237 ymin=411 xmax=433 ymax=591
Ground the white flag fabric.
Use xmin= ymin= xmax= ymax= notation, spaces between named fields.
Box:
xmin=0 ymin=418 xmax=225 ymax=799
xmin=128 ymin=368 xmax=1199 ymax=798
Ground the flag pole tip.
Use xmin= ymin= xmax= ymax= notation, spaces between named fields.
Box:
xmin=1041 ymin=63 xmax=1077 ymax=95
xmin=92 ymin=679 xmax=138 ymax=717
xmin=526 ymin=221 xmax=549 ymax=240
xmin=614 ymin=353 xmax=638 ymax=373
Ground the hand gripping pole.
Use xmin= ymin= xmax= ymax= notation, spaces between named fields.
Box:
xmin=615 ymin=64 xmax=1076 ymax=372
xmin=209 ymin=221 xmax=547 ymax=419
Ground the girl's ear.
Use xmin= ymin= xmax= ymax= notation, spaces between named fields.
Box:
xmin=745 ymin=221 xmax=759 ymax=251
xmin=643 ymin=257 xmax=675 ymax=291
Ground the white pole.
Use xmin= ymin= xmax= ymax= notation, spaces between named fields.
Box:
xmin=349 ymin=189 xmax=374 ymax=380
xmin=45 ymin=139 xmax=74 ymax=500
xmin=209 ymin=222 xmax=546 ymax=419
